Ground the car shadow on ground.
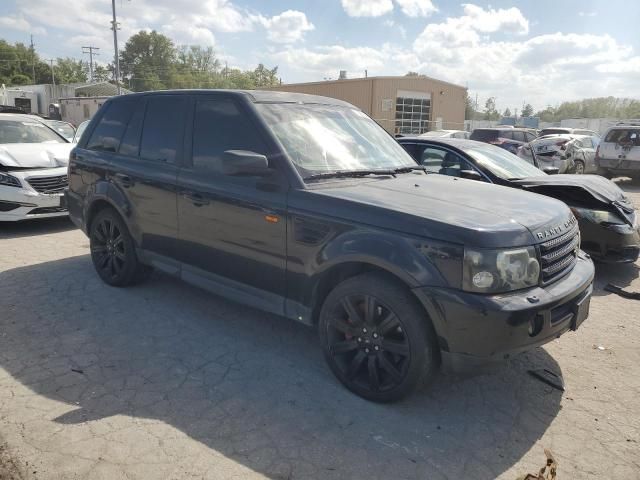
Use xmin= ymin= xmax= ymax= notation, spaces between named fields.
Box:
xmin=0 ymin=255 xmax=564 ymax=480
xmin=0 ymin=217 xmax=76 ymax=239
xmin=592 ymin=262 xmax=640 ymax=298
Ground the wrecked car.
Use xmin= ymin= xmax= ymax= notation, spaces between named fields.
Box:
xmin=517 ymin=134 xmax=598 ymax=174
xmin=596 ymin=123 xmax=640 ymax=179
xmin=470 ymin=127 xmax=537 ymax=154
xmin=0 ymin=113 xmax=73 ymax=221
xmin=398 ymin=137 xmax=640 ymax=263
xmin=68 ymin=90 xmax=594 ymax=402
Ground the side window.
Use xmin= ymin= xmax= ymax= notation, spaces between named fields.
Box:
xmin=191 ymin=98 xmax=268 ymax=174
xmin=419 ymin=147 xmax=446 ymax=173
xmin=525 ymin=132 xmax=536 ymax=142
xmin=86 ymin=100 xmax=135 ymax=152
xmin=417 ymin=147 xmax=473 ymax=177
xmin=140 ymin=96 xmax=188 ymax=163
xmin=499 ymin=130 xmax=513 ymax=140
xmin=512 ymin=131 xmax=526 ymax=142
xmin=118 ymin=101 xmax=145 ymax=157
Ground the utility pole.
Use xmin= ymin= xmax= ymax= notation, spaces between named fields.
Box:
xmin=49 ymin=59 xmax=55 ymax=86
xmin=111 ymin=0 xmax=121 ymax=94
xmin=82 ymin=47 xmax=100 ymax=83
xmin=82 ymin=46 xmax=100 ymax=82
xmin=30 ymin=34 xmax=36 ymax=84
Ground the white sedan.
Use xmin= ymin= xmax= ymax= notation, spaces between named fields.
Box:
xmin=0 ymin=114 xmax=73 ymax=221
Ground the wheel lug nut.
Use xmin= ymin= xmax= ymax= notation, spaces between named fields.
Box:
xmin=373 ymin=333 xmax=378 ymax=338
xmin=357 ymin=337 xmax=362 ymax=342
xmin=374 ymin=345 xmax=379 ymax=351
xmin=362 ymin=328 xmax=367 ymax=333
xmin=365 ymin=348 xmax=370 ymax=353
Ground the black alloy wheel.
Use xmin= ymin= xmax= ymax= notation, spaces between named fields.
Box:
xmin=90 ymin=208 xmax=150 ymax=286
xmin=319 ymin=273 xmax=437 ymax=402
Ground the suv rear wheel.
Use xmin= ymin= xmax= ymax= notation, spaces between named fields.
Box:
xmin=90 ymin=208 xmax=151 ymax=287
xmin=318 ymin=273 xmax=437 ymax=402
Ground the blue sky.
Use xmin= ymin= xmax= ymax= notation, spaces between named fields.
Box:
xmin=1 ymin=0 xmax=639 ymax=111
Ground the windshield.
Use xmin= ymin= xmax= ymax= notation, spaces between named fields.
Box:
xmin=463 ymin=142 xmax=544 ymax=179
xmin=73 ymin=121 xmax=90 ymax=143
xmin=0 ymin=119 xmax=67 ymax=144
xmin=256 ymin=103 xmax=415 ymax=178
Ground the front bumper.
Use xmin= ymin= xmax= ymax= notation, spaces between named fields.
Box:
xmin=578 ymin=218 xmax=640 ymax=263
xmin=0 ymin=167 xmax=68 ymax=221
xmin=413 ymin=253 xmax=595 ymax=374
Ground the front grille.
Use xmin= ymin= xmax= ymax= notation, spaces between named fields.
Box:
xmin=26 ymin=175 xmax=68 ymax=194
xmin=538 ymin=224 xmax=580 ymax=284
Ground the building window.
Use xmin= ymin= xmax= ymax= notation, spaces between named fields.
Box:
xmin=394 ymin=91 xmax=431 ymax=135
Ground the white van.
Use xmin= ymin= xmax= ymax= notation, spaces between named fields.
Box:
xmin=596 ymin=123 xmax=640 ymax=178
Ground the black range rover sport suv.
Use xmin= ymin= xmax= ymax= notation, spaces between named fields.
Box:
xmin=67 ymin=90 xmax=594 ymax=402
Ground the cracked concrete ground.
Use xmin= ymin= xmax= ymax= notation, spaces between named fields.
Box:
xmin=0 ymin=181 xmax=639 ymax=480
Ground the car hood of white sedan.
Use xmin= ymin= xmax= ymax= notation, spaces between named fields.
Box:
xmin=0 ymin=143 xmax=73 ymax=168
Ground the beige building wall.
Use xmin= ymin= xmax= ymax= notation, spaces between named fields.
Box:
xmin=269 ymin=76 xmax=466 ymax=134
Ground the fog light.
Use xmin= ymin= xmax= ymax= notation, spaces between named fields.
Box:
xmin=472 ymin=271 xmax=494 ymax=289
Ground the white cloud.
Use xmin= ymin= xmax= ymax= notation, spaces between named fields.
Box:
xmin=341 ymin=0 xmax=393 ymax=18
xmin=0 ymin=15 xmax=46 ymax=35
xmin=460 ymin=4 xmax=528 ymax=34
xmin=258 ymin=10 xmax=314 ymax=44
xmin=578 ymin=11 xmax=597 ymax=17
xmin=394 ymin=0 xmax=437 ymax=18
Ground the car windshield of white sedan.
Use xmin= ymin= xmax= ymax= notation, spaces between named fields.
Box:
xmin=257 ymin=104 xmax=415 ymax=178
xmin=0 ymin=120 xmax=66 ymax=144
xmin=465 ymin=143 xmax=544 ymax=180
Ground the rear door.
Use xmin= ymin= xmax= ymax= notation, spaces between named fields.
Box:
xmin=176 ymin=94 xmax=289 ymax=314
xmin=106 ymin=95 xmax=187 ymax=262
xmin=600 ymin=128 xmax=640 ymax=168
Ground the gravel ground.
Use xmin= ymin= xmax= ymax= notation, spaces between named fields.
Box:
xmin=0 ymin=180 xmax=639 ymax=480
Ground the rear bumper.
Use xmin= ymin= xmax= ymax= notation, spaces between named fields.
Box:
xmin=412 ymin=253 xmax=595 ymax=374
xmin=598 ymin=157 xmax=640 ymax=174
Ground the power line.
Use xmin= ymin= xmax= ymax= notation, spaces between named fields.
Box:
xmin=82 ymin=46 xmax=100 ymax=82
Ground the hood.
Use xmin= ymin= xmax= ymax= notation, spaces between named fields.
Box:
xmin=292 ymin=173 xmax=573 ymax=248
xmin=512 ymin=174 xmax=635 ymax=223
xmin=0 ymin=143 xmax=73 ymax=169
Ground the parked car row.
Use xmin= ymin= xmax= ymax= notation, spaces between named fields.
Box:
xmin=1 ymin=91 xmax=638 ymax=402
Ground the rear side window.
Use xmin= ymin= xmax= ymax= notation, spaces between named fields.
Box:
xmin=605 ymin=129 xmax=640 ymax=145
xmin=470 ymin=130 xmax=499 ymax=141
xmin=525 ymin=132 xmax=537 ymax=142
xmin=86 ymin=99 xmax=136 ymax=152
xmin=191 ymin=97 xmax=267 ymax=173
xmin=511 ymin=131 xmax=525 ymax=142
xmin=118 ymin=103 xmax=145 ymax=157
xmin=140 ymin=96 xmax=188 ymax=163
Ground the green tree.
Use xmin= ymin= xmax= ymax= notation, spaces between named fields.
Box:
xmin=54 ymin=58 xmax=87 ymax=83
xmin=522 ymin=103 xmax=534 ymax=117
xmin=120 ymin=30 xmax=177 ymax=91
xmin=251 ymin=64 xmax=279 ymax=87
xmin=484 ymin=97 xmax=499 ymax=120
xmin=93 ymin=64 xmax=112 ymax=82
xmin=503 ymin=107 xmax=511 ymax=117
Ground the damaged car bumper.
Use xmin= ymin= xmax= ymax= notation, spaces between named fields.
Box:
xmin=413 ymin=253 xmax=594 ymax=374
xmin=575 ymin=216 xmax=640 ymax=263
xmin=0 ymin=167 xmax=68 ymax=221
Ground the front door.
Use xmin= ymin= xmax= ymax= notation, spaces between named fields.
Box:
xmin=176 ymin=95 xmax=289 ymax=315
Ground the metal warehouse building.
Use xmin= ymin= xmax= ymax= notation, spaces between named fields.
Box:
xmin=269 ymin=75 xmax=467 ymax=135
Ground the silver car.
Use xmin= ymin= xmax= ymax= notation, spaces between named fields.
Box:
xmin=517 ymin=134 xmax=598 ymax=174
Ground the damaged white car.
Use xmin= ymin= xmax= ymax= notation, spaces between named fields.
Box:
xmin=0 ymin=113 xmax=73 ymax=221
xmin=517 ymin=134 xmax=598 ymax=174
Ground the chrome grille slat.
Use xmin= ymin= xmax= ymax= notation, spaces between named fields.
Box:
xmin=538 ymin=221 xmax=580 ymax=284
xmin=26 ymin=175 xmax=68 ymax=194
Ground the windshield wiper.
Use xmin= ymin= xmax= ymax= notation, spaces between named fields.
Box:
xmin=394 ymin=165 xmax=429 ymax=174
xmin=304 ymin=169 xmax=398 ymax=181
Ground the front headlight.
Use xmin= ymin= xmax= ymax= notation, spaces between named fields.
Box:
xmin=571 ymin=207 xmax=625 ymax=225
xmin=0 ymin=172 xmax=21 ymax=188
xmin=463 ymin=246 xmax=540 ymax=293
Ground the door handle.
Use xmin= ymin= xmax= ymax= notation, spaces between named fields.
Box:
xmin=114 ymin=173 xmax=133 ymax=188
xmin=183 ymin=192 xmax=210 ymax=207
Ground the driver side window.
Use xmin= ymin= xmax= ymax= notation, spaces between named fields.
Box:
xmin=418 ymin=147 xmax=476 ymax=178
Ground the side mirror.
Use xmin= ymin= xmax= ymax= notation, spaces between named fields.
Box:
xmin=460 ymin=169 xmax=483 ymax=181
xmin=221 ymin=150 xmax=270 ymax=176
xmin=542 ymin=166 xmax=560 ymax=175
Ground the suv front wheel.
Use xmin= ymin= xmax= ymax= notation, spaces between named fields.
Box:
xmin=89 ymin=208 xmax=151 ymax=287
xmin=318 ymin=273 xmax=438 ymax=402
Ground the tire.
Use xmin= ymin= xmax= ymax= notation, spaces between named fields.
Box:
xmin=574 ymin=160 xmax=585 ymax=175
xmin=89 ymin=208 xmax=151 ymax=287
xmin=318 ymin=273 xmax=438 ymax=402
